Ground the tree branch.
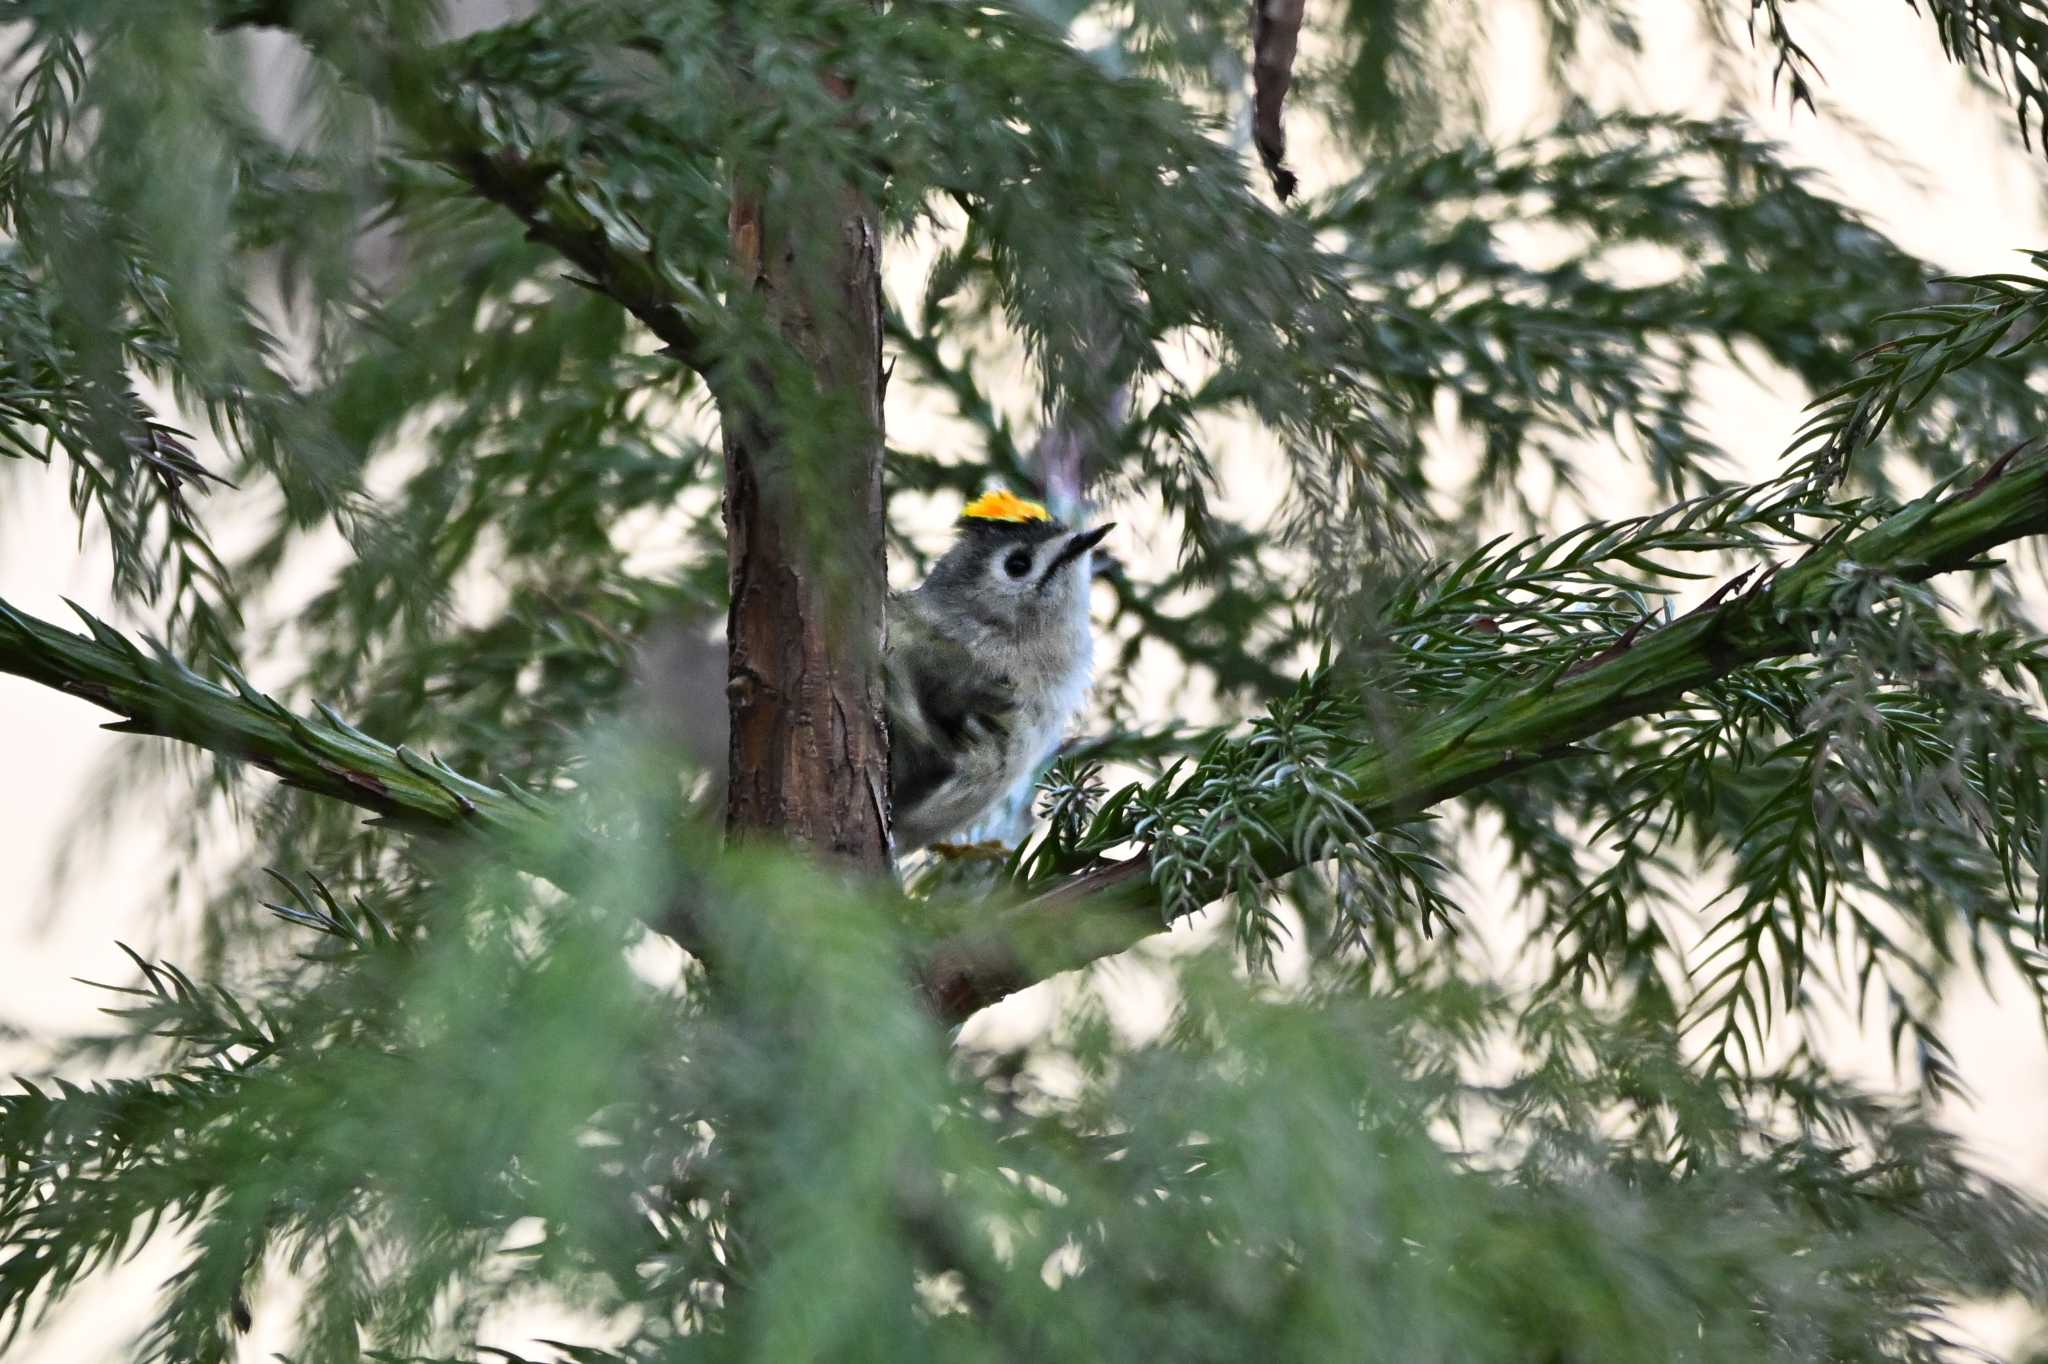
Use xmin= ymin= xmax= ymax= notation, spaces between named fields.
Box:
xmin=0 ymin=596 xmax=556 ymax=863
xmin=213 ymin=1 xmax=719 ymax=377
xmin=0 ymin=594 xmax=734 ymax=960
xmin=11 ymin=453 xmax=2048 ymax=1028
xmin=441 ymin=145 xmax=719 ymax=378
xmin=1251 ymin=0 xmax=1307 ymax=201
xmin=914 ymin=448 xmax=2048 ymax=1023
xmin=222 ymin=4 xmax=895 ymax=867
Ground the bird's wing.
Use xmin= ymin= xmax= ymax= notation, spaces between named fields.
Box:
xmin=886 ymin=615 xmax=1016 ymax=818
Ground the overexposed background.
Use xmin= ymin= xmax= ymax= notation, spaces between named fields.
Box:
xmin=5 ymin=1 xmax=2048 ymax=1358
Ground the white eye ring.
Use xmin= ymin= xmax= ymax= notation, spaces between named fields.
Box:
xmin=1002 ymin=549 xmax=1033 ymax=578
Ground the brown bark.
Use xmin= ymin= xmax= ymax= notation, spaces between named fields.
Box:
xmin=1251 ymin=0 xmax=1307 ymax=200
xmin=719 ymin=78 xmax=892 ymax=867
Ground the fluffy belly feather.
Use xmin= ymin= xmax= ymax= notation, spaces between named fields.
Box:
xmin=894 ymin=696 xmax=1067 ymax=849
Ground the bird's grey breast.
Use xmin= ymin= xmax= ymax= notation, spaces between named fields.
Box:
xmin=885 ymin=587 xmax=1094 ymax=847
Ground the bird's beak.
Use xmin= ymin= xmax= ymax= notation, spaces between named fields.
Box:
xmin=1039 ymin=522 xmax=1116 ymax=588
xmin=1071 ymin=522 xmax=1115 ymax=554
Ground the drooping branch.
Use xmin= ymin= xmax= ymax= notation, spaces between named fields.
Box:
xmin=913 ymin=448 xmax=2048 ymax=1022
xmin=1251 ymin=0 xmax=1307 ymax=200
xmin=213 ymin=2 xmax=719 ymax=377
xmin=436 ymin=144 xmax=719 ymax=379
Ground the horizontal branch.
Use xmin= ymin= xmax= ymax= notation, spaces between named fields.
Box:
xmin=10 ymin=457 xmax=2048 ymax=1030
xmin=0 ymin=596 xmax=556 ymax=860
xmin=0 ymin=596 xmax=731 ymax=958
xmin=914 ymin=448 xmax=2048 ymax=1023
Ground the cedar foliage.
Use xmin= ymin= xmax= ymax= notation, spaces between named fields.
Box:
xmin=5 ymin=1 xmax=2048 ymax=1360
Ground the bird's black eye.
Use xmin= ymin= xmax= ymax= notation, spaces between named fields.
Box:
xmin=1002 ymin=548 xmax=1033 ymax=579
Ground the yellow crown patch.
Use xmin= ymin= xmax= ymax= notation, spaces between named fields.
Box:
xmin=961 ymin=490 xmax=1053 ymax=524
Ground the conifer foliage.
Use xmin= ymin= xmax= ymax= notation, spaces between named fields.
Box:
xmin=5 ymin=1 xmax=2048 ymax=1359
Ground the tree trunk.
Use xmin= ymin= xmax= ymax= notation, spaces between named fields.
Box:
xmin=719 ymin=79 xmax=891 ymax=868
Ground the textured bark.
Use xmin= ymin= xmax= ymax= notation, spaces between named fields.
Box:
xmin=1251 ymin=0 xmax=1307 ymax=200
xmin=719 ymin=74 xmax=891 ymax=866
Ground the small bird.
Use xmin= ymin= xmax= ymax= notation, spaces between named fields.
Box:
xmin=887 ymin=490 xmax=1112 ymax=851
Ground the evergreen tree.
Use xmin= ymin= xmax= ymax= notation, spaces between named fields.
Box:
xmin=5 ymin=1 xmax=2048 ymax=1359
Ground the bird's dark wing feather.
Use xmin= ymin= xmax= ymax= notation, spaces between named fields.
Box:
xmin=887 ymin=624 xmax=1015 ymax=817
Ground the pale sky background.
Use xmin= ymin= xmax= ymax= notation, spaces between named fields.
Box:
xmin=5 ymin=1 xmax=2048 ymax=1359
